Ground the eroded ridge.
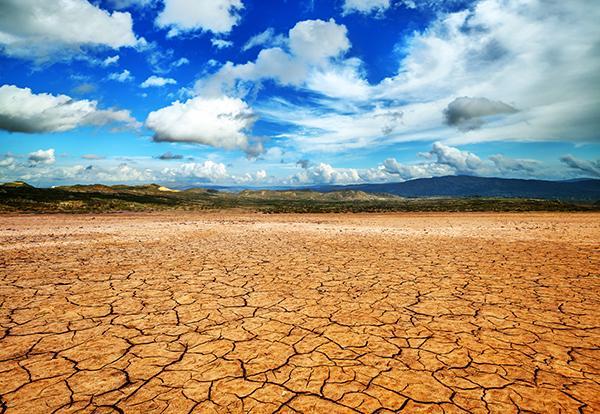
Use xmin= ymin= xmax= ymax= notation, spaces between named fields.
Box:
xmin=0 ymin=212 xmax=599 ymax=413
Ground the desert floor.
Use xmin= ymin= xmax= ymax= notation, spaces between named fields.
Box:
xmin=0 ymin=212 xmax=599 ymax=413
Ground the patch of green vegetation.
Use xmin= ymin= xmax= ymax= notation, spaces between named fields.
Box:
xmin=0 ymin=182 xmax=597 ymax=213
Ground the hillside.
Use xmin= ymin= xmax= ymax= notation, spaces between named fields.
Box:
xmin=1 ymin=181 xmax=598 ymax=213
xmin=315 ymin=175 xmax=600 ymax=201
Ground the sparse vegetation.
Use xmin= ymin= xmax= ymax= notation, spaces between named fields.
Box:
xmin=1 ymin=182 xmax=597 ymax=213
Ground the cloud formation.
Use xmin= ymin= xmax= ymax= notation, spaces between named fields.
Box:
xmin=0 ymin=0 xmax=138 ymax=61
xmin=242 ymin=28 xmax=286 ymax=52
xmin=156 ymin=0 xmax=244 ymax=37
xmin=258 ymin=0 xmax=600 ymax=154
xmin=560 ymin=155 xmax=600 ymax=177
xmin=108 ymin=70 xmax=133 ymax=82
xmin=197 ymin=19 xmax=351 ymax=97
xmin=140 ymin=76 xmax=177 ymax=88
xmin=383 ymin=142 xmax=543 ymax=181
xmin=28 ymin=149 xmax=55 ymax=165
xmin=444 ymin=97 xmax=518 ymax=131
xmin=102 ymin=55 xmax=120 ymax=66
xmin=211 ymin=38 xmax=233 ymax=49
xmin=342 ymin=0 xmax=390 ymax=16
xmin=157 ymin=151 xmax=184 ymax=160
xmin=0 ymin=85 xmax=140 ymax=133
xmin=145 ymin=96 xmax=260 ymax=155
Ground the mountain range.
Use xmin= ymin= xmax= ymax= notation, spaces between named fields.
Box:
xmin=312 ymin=175 xmax=600 ymax=201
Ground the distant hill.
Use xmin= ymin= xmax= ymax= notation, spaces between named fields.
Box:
xmin=1 ymin=179 xmax=599 ymax=213
xmin=1 ymin=181 xmax=33 ymax=188
xmin=313 ymin=175 xmax=600 ymax=201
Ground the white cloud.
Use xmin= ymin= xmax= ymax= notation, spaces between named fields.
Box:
xmin=156 ymin=0 xmax=244 ymax=36
xmin=242 ymin=28 xmax=286 ymax=52
xmin=305 ymin=59 xmax=371 ymax=100
xmin=288 ymin=18 xmax=350 ymax=63
xmin=0 ymin=84 xmax=140 ymax=133
xmin=258 ymin=100 xmax=407 ymax=153
xmin=211 ymin=38 xmax=233 ymax=49
xmin=342 ymin=0 xmax=391 ymax=16
xmin=102 ymin=55 xmax=120 ymax=66
xmin=28 ymin=149 xmax=55 ymax=165
xmin=145 ymin=96 xmax=261 ymax=154
xmin=383 ymin=142 xmax=545 ymax=180
xmin=140 ymin=76 xmax=177 ymax=88
xmin=0 ymin=0 xmax=138 ymax=61
xmin=196 ymin=19 xmax=352 ymax=97
xmin=292 ymin=162 xmax=362 ymax=185
xmin=161 ymin=160 xmax=229 ymax=182
xmin=172 ymin=57 xmax=189 ymax=67
xmin=383 ymin=158 xmax=454 ymax=180
xmin=255 ymin=0 xmax=600 ymax=154
xmin=426 ymin=142 xmax=484 ymax=174
xmin=108 ymin=70 xmax=133 ymax=82
xmin=375 ymin=0 xmax=600 ymax=144
xmin=0 ymin=157 xmax=16 ymax=168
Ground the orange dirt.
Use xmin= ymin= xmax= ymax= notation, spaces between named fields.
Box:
xmin=0 ymin=212 xmax=599 ymax=413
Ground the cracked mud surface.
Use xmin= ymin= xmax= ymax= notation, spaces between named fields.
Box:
xmin=0 ymin=212 xmax=599 ymax=413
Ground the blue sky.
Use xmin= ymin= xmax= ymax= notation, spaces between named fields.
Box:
xmin=0 ymin=0 xmax=599 ymax=187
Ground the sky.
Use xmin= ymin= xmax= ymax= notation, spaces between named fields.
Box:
xmin=0 ymin=0 xmax=599 ymax=187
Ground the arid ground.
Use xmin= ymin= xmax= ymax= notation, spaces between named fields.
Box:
xmin=0 ymin=212 xmax=599 ymax=413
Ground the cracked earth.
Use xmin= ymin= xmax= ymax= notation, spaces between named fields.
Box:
xmin=0 ymin=212 xmax=599 ymax=413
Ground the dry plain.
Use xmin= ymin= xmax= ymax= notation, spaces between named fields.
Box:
xmin=0 ymin=212 xmax=599 ymax=413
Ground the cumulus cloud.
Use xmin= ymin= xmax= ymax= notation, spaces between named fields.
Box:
xmin=383 ymin=142 xmax=547 ymax=181
xmin=161 ymin=160 xmax=228 ymax=182
xmin=560 ymin=155 xmax=600 ymax=177
xmin=242 ymin=28 xmax=286 ymax=52
xmin=156 ymin=0 xmax=244 ymax=37
xmin=342 ymin=0 xmax=391 ymax=16
xmin=197 ymin=19 xmax=351 ymax=98
xmin=1 ymin=157 xmax=239 ymax=186
xmin=157 ymin=151 xmax=183 ymax=160
xmin=444 ymin=97 xmax=518 ymax=131
xmin=292 ymin=162 xmax=361 ymax=185
xmin=289 ymin=19 xmax=350 ymax=63
xmin=0 ymin=0 xmax=138 ymax=61
xmin=425 ymin=142 xmax=484 ymax=174
xmin=383 ymin=158 xmax=453 ymax=180
xmin=108 ymin=70 xmax=133 ymax=82
xmin=0 ymin=85 xmax=140 ymax=133
xmin=140 ymin=76 xmax=177 ymax=88
xmin=28 ymin=149 xmax=55 ymax=165
xmin=145 ymin=96 xmax=260 ymax=155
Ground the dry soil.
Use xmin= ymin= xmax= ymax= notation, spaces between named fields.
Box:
xmin=0 ymin=212 xmax=599 ymax=413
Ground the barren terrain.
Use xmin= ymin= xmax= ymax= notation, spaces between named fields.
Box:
xmin=0 ymin=212 xmax=599 ymax=413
